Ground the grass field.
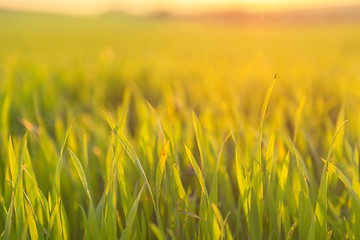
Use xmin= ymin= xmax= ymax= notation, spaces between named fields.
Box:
xmin=1 ymin=11 xmax=360 ymax=239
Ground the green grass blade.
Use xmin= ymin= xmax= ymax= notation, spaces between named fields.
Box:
xmin=104 ymin=112 xmax=151 ymax=193
xmin=293 ymin=97 xmax=305 ymax=143
xmin=3 ymin=194 xmax=15 ymax=240
xmin=265 ymin=131 xmax=276 ymax=180
xmin=67 ymin=149 xmax=93 ymax=206
xmin=184 ymin=144 xmax=208 ymax=197
xmin=149 ymin=223 xmax=164 ymax=240
xmin=321 ymin=158 xmax=360 ymax=206
xmin=79 ymin=205 xmax=91 ymax=239
xmin=192 ymin=112 xmax=205 ymax=170
xmin=259 ymin=76 xmax=276 ymax=163
xmin=48 ymin=196 xmax=62 ymax=236
xmin=52 ymin=119 xmax=75 ymax=196
xmin=24 ymin=193 xmax=39 ymax=240
xmin=155 ymin=141 xmax=169 ymax=206
xmin=48 ymin=119 xmax=74 ymax=239
xmin=171 ymin=158 xmax=187 ymax=201
xmin=299 ymin=190 xmax=313 ymax=239
xmin=326 ymin=120 xmax=348 ymax=161
xmin=286 ymin=220 xmax=298 ymax=240
xmin=249 ymin=188 xmax=261 ymax=240
xmin=308 ymin=163 xmax=328 ymax=240
xmin=211 ymin=203 xmax=231 ymax=240
xmin=1 ymin=94 xmax=10 ymax=145
xmin=104 ymin=112 xmax=165 ymax=238
xmin=210 ymin=131 xmax=232 ymax=204
xmin=8 ymin=136 xmax=17 ymax=186
xmin=120 ymin=184 xmax=145 ymax=240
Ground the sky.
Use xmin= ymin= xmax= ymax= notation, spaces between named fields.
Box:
xmin=0 ymin=0 xmax=360 ymax=15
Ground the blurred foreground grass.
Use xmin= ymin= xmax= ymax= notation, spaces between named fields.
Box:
xmin=1 ymin=11 xmax=360 ymax=239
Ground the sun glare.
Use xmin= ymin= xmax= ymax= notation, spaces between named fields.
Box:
xmin=0 ymin=0 xmax=359 ymax=14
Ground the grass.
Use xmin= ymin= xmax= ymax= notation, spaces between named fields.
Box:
xmin=1 ymin=11 xmax=360 ymax=239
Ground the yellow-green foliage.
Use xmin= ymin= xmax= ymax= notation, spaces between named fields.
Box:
xmin=1 ymin=12 xmax=360 ymax=239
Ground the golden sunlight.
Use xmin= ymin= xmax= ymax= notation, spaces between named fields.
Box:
xmin=0 ymin=0 xmax=359 ymax=14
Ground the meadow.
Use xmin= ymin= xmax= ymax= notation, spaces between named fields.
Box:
xmin=1 ymin=11 xmax=360 ymax=239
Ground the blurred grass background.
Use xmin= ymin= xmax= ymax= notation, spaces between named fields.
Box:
xmin=1 ymin=11 xmax=360 ymax=148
